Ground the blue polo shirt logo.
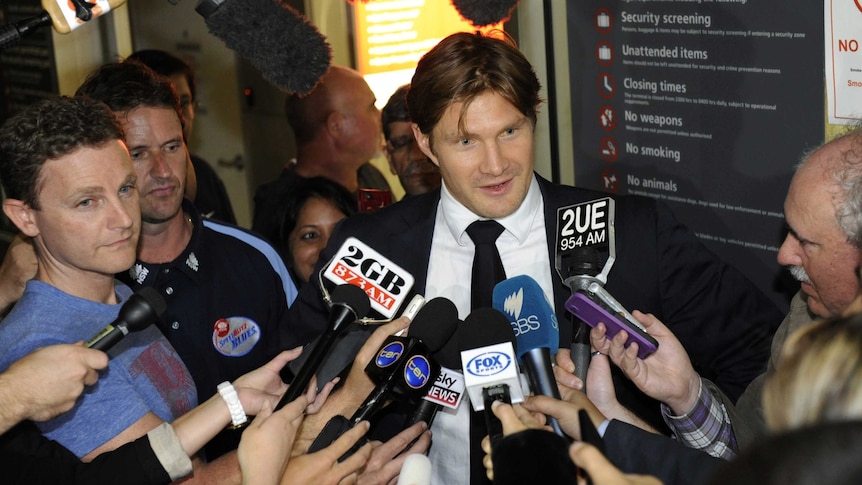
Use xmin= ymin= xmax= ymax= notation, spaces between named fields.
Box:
xmin=212 ymin=317 xmax=261 ymax=357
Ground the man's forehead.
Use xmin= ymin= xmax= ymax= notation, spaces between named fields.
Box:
xmin=120 ymin=106 xmax=183 ymax=134
xmin=39 ymin=140 xmax=130 ymax=184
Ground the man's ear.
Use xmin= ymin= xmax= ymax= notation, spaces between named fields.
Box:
xmin=411 ymin=123 xmax=438 ymax=167
xmin=3 ymin=199 xmax=39 ymax=237
xmin=325 ymin=110 xmax=343 ymax=138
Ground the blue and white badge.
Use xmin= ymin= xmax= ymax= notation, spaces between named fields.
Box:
xmin=212 ymin=317 xmax=261 ymax=357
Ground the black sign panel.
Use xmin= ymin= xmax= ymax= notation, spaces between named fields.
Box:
xmin=567 ymin=1 xmax=824 ymax=310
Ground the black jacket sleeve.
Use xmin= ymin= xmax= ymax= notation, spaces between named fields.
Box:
xmin=0 ymin=421 xmax=171 ymax=485
xmin=603 ymin=420 xmax=723 ymax=485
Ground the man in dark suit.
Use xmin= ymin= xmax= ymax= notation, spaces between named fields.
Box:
xmin=286 ymin=32 xmax=781 ymax=485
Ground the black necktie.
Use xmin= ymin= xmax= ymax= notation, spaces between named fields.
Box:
xmin=466 ymin=220 xmax=506 ymax=309
xmin=465 ymin=219 xmax=506 ymax=485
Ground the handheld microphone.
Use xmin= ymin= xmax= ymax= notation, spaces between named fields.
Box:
xmin=194 ymin=0 xmax=332 ymax=94
xmin=403 ymin=316 xmax=465 ymax=429
xmin=566 ymin=247 xmax=604 ymax=388
xmin=277 ymin=284 xmax=370 ymax=409
xmin=1 ymin=0 xmax=125 ymax=50
xmin=349 ymin=298 xmax=457 ymax=426
xmin=307 ymin=298 xmax=456 ymax=454
xmin=555 ymin=198 xmax=612 ymax=385
xmin=397 ymin=453 xmax=431 ymax=485
xmin=451 ymin=0 xmax=520 ymax=27
xmin=556 ymin=199 xmax=659 ymax=360
xmin=288 ymin=236 xmax=418 ymax=387
xmin=43 ymin=0 xmax=127 ymax=33
xmin=459 ymin=308 xmax=521 ymax=450
xmin=85 ymin=287 xmax=167 ymax=352
xmin=493 ymin=275 xmax=566 ymax=438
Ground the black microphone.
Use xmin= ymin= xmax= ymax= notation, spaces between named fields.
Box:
xmin=307 ymin=298 xmax=456 ymax=454
xmin=349 ymin=297 xmax=457 ymax=425
xmin=277 ymin=284 xmax=370 ymax=409
xmin=493 ymin=275 xmax=566 ymax=438
xmin=451 ymin=0 xmax=520 ymax=27
xmin=402 ymin=314 xmax=464 ymax=428
xmin=554 ymin=198 xmax=618 ymax=387
xmin=195 ymin=0 xmax=332 ymax=94
xmin=565 ymin=247 xmax=603 ymax=388
xmin=85 ymin=287 xmax=167 ymax=352
xmin=558 ymin=200 xmax=659 ymax=360
xmin=459 ymin=308 xmax=521 ymax=450
xmin=0 ymin=13 xmax=51 ymax=51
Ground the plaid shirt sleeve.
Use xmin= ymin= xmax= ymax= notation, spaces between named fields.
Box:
xmin=661 ymin=378 xmax=738 ymax=460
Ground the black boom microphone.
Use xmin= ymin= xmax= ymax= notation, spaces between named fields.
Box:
xmin=0 ymin=13 xmax=51 ymax=51
xmin=85 ymin=287 xmax=167 ymax=352
xmin=195 ymin=0 xmax=332 ymax=94
xmin=451 ymin=0 xmax=521 ymax=27
xmin=277 ymin=284 xmax=370 ymax=409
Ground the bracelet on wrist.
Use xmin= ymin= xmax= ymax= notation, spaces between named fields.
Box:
xmin=217 ymin=381 xmax=248 ymax=429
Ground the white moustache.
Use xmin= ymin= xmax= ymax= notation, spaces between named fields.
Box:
xmin=788 ymin=265 xmax=810 ymax=283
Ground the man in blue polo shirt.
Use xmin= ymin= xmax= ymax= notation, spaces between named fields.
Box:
xmin=77 ymin=61 xmax=298 ymax=458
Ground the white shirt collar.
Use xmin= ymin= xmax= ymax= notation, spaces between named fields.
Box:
xmin=440 ymin=173 xmax=542 ymax=246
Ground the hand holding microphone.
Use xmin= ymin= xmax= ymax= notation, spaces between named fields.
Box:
xmin=590 ymin=310 xmax=702 ymax=416
xmin=555 ymin=198 xmax=659 ymax=392
xmin=85 ymin=287 xmax=167 ymax=351
xmin=278 ymin=284 xmax=370 ymax=409
xmin=1 ymin=343 xmax=108 ymax=429
xmin=350 ymin=297 xmax=457 ymax=426
xmin=459 ymin=307 xmax=521 ymax=451
xmin=493 ymin=275 xmax=567 ymax=438
xmin=2 ymin=287 xmax=163 ymax=430
xmin=308 ymin=298 xmax=457 ymax=453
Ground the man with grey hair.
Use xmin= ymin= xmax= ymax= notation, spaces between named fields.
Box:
xmin=587 ymin=127 xmax=862 ymax=460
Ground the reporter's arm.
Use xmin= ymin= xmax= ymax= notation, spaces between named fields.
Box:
xmin=602 ymin=419 xmax=723 ymax=485
xmin=292 ymin=317 xmax=411 ymax=454
xmin=0 ymin=343 xmax=107 ymax=434
xmin=590 ymin=313 xmax=701 ymax=415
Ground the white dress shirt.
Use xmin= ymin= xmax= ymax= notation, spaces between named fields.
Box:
xmin=425 ymin=174 xmax=555 ymax=485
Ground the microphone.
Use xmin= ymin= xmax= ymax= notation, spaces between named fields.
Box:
xmin=43 ymin=0 xmax=127 ymax=33
xmin=566 ymin=247 xmax=604 ymax=388
xmin=194 ymin=0 xmax=332 ymax=94
xmin=277 ymin=284 xmax=370 ymax=409
xmin=288 ymin=236 xmax=418 ymax=387
xmin=555 ymin=199 xmax=659 ymax=360
xmin=307 ymin=298 xmax=456 ymax=454
xmin=1 ymin=0 xmax=125 ymax=50
xmin=402 ymin=303 xmax=463 ymax=429
xmin=459 ymin=308 xmax=522 ymax=450
xmin=85 ymin=287 xmax=167 ymax=352
xmin=397 ymin=453 xmax=431 ymax=485
xmin=493 ymin=275 xmax=566 ymax=438
xmin=554 ymin=198 xmax=615 ymax=385
xmin=348 ymin=298 xmax=457 ymax=426
xmin=451 ymin=0 xmax=521 ymax=27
